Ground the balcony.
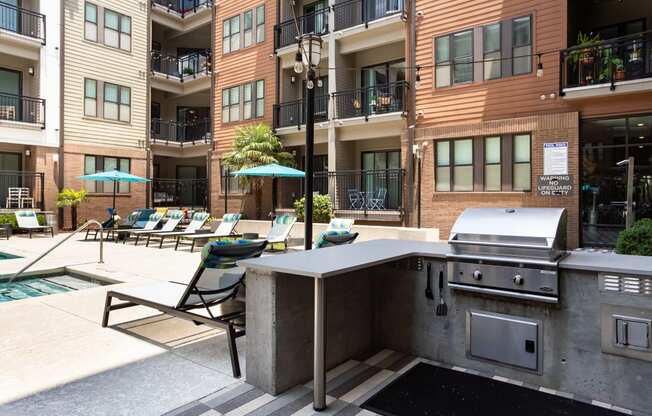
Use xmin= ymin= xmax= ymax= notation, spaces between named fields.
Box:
xmin=333 ymin=0 xmax=405 ymax=31
xmin=273 ymin=96 xmax=329 ymax=130
xmin=0 ymin=93 xmax=45 ymax=128
xmin=151 ymin=0 xmax=213 ymax=17
xmin=333 ymin=81 xmax=407 ymax=120
xmin=150 ymin=51 xmax=212 ymax=95
xmin=279 ymin=169 xmax=405 ymax=221
xmin=275 ymin=8 xmax=330 ymax=50
xmin=0 ymin=2 xmax=45 ymax=44
xmin=560 ymin=31 xmax=652 ymax=99
xmin=0 ymin=171 xmax=45 ymax=211
xmin=151 ymin=118 xmax=211 ymax=146
xmin=152 ymin=178 xmax=208 ymax=210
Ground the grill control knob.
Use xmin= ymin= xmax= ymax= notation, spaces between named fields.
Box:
xmin=473 ymin=270 xmax=483 ymax=281
xmin=513 ymin=275 xmax=524 ymax=285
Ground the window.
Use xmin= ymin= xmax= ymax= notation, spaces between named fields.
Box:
xmin=453 ymin=139 xmax=473 ymax=191
xmin=256 ymin=5 xmax=265 ymax=43
xmin=255 ymin=80 xmax=265 ymax=117
xmin=483 ymin=23 xmax=501 ymax=80
xmin=84 ymin=155 xmax=131 ymax=193
xmin=223 ymin=15 xmax=241 ymax=53
xmin=513 ymin=134 xmax=531 ymax=191
xmin=244 ymin=10 xmax=253 ymax=47
xmin=222 ymin=86 xmax=240 ymax=123
xmin=223 ymin=80 xmax=264 ymax=122
xmin=512 ymin=16 xmax=532 ymax=75
xmin=103 ymin=83 xmax=130 ymax=122
xmin=453 ymin=31 xmax=473 ymax=84
xmin=435 ymin=30 xmax=472 ymax=87
xmin=435 ymin=141 xmax=450 ymax=191
xmin=435 ymin=36 xmax=450 ymax=87
xmin=484 ymin=136 xmax=501 ymax=191
xmin=84 ymin=2 xmax=98 ymax=42
xmin=104 ymin=9 xmax=131 ymax=51
xmin=84 ymin=79 xmax=97 ymax=117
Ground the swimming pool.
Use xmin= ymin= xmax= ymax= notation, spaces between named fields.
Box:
xmin=0 ymin=273 xmax=111 ymax=303
xmin=0 ymin=252 xmax=21 ymax=260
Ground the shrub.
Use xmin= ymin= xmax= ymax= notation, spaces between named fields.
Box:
xmin=615 ymin=218 xmax=652 ymax=256
xmin=293 ymin=194 xmax=333 ymax=223
xmin=0 ymin=213 xmax=46 ymax=229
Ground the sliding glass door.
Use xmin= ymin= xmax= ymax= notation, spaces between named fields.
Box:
xmin=0 ymin=68 xmax=22 ymax=122
xmin=0 ymin=0 xmax=19 ymax=33
xmin=361 ymin=150 xmax=401 ymax=210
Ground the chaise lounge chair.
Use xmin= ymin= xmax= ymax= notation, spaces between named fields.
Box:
xmin=122 ymin=210 xmax=184 ymax=245
xmin=101 ymin=239 xmax=268 ymax=378
xmin=118 ymin=213 xmax=164 ymax=243
xmin=145 ymin=212 xmax=210 ymax=249
xmin=265 ymin=214 xmax=297 ymax=251
xmin=175 ymin=213 xmax=242 ymax=253
xmin=15 ymin=210 xmax=54 ymax=238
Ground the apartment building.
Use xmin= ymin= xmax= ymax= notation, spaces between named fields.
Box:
xmin=411 ymin=0 xmax=652 ymax=248
xmin=0 ymin=0 xmax=60 ymax=212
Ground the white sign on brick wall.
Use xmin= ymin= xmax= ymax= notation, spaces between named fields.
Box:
xmin=543 ymin=142 xmax=568 ymax=175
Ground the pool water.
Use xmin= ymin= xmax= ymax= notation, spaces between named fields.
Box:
xmin=0 ymin=274 xmax=107 ymax=303
xmin=0 ymin=252 xmax=21 ymax=260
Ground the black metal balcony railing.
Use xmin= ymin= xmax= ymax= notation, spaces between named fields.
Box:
xmin=273 ymin=95 xmax=329 ymax=129
xmin=0 ymin=93 xmax=45 ymax=128
xmin=151 ymin=50 xmax=212 ymax=80
xmin=152 ymin=178 xmax=208 ymax=210
xmin=333 ymin=0 xmax=405 ymax=31
xmin=151 ymin=0 xmax=213 ymax=17
xmin=278 ymin=169 xmax=404 ymax=212
xmin=0 ymin=171 xmax=45 ymax=210
xmin=275 ymin=8 xmax=330 ymax=49
xmin=151 ymin=118 xmax=211 ymax=145
xmin=560 ymin=30 xmax=652 ymax=91
xmin=0 ymin=2 xmax=45 ymax=43
xmin=333 ymin=81 xmax=407 ymax=120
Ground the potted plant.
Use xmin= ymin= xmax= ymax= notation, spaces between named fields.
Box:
xmin=182 ymin=67 xmax=195 ymax=76
xmin=575 ymin=31 xmax=601 ymax=64
xmin=56 ymin=188 xmax=88 ymax=230
xmin=612 ymin=58 xmax=625 ymax=81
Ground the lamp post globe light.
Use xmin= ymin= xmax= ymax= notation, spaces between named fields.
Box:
xmin=294 ymin=34 xmax=322 ymax=252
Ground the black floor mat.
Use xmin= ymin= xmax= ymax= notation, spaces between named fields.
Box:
xmin=361 ymin=362 xmax=622 ymax=416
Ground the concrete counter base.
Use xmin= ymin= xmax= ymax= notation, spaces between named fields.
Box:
xmin=246 ymin=268 xmax=374 ymax=395
xmin=245 ymin=258 xmax=652 ymax=414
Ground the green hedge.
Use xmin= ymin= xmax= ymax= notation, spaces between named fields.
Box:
xmin=615 ymin=218 xmax=652 ymax=256
xmin=293 ymin=194 xmax=333 ymax=223
xmin=0 ymin=213 xmax=46 ymax=229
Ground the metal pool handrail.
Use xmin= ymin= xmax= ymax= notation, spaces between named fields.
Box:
xmin=10 ymin=220 xmax=104 ymax=282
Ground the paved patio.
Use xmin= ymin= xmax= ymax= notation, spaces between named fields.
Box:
xmin=0 ymin=233 xmax=243 ymax=416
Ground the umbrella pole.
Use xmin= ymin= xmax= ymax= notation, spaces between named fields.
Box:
xmin=272 ymin=177 xmax=277 ymax=219
xmin=112 ymin=181 xmax=117 ymax=213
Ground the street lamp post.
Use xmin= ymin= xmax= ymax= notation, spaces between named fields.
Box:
xmin=295 ymin=33 xmax=324 ymax=412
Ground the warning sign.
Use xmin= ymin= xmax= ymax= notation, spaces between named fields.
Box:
xmin=537 ymin=175 xmax=573 ymax=197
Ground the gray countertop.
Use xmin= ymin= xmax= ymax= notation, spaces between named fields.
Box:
xmin=239 ymin=239 xmax=652 ymax=278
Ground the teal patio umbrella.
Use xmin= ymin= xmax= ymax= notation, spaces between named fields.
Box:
xmin=231 ymin=163 xmax=305 ymax=215
xmin=77 ymin=170 xmax=151 ymax=213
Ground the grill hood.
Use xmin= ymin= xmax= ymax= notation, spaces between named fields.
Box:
xmin=448 ymin=208 xmax=568 ymax=262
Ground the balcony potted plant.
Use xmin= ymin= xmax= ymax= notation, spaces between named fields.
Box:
xmin=613 ymin=58 xmax=625 ymax=81
xmin=575 ymin=31 xmax=601 ymax=65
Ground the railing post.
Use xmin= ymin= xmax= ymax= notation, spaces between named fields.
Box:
xmin=40 ymin=172 xmax=45 ymax=211
xmin=558 ymin=51 xmax=565 ymax=97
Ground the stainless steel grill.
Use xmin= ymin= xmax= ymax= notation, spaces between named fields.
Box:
xmin=446 ymin=208 xmax=568 ymax=303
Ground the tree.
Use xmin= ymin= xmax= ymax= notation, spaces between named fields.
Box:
xmin=221 ymin=124 xmax=295 ymax=219
xmin=56 ymin=188 xmax=88 ymax=229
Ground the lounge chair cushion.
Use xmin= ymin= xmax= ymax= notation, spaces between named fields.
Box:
xmin=327 ymin=218 xmax=354 ymax=232
xmin=315 ymin=230 xmax=358 ymax=248
xmin=201 ymin=239 xmax=261 ymax=269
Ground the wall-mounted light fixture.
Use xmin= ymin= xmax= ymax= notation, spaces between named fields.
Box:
xmin=28 ymin=66 xmax=35 ymax=76
xmin=25 ymin=149 xmax=31 ymax=157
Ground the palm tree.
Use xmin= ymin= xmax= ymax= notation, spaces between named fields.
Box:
xmin=56 ymin=188 xmax=88 ymax=229
xmin=221 ymin=124 xmax=295 ymax=219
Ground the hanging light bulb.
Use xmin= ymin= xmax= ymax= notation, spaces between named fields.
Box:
xmin=536 ymin=54 xmax=544 ymax=78
xmin=306 ymin=79 xmax=315 ymax=90
xmin=415 ymin=65 xmax=421 ymax=89
xmin=293 ymin=50 xmax=304 ymax=74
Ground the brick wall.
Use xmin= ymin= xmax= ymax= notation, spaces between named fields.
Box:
xmin=62 ymin=143 xmax=148 ymax=229
xmin=414 ymin=112 xmax=580 ymax=247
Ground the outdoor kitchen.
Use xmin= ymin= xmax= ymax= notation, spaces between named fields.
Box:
xmin=240 ymin=207 xmax=652 ymax=415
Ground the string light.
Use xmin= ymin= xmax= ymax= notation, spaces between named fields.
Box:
xmin=415 ymin=65 xmax=421 ymax=88
xmin=536 ymin=53 xmax=544 ymax=78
